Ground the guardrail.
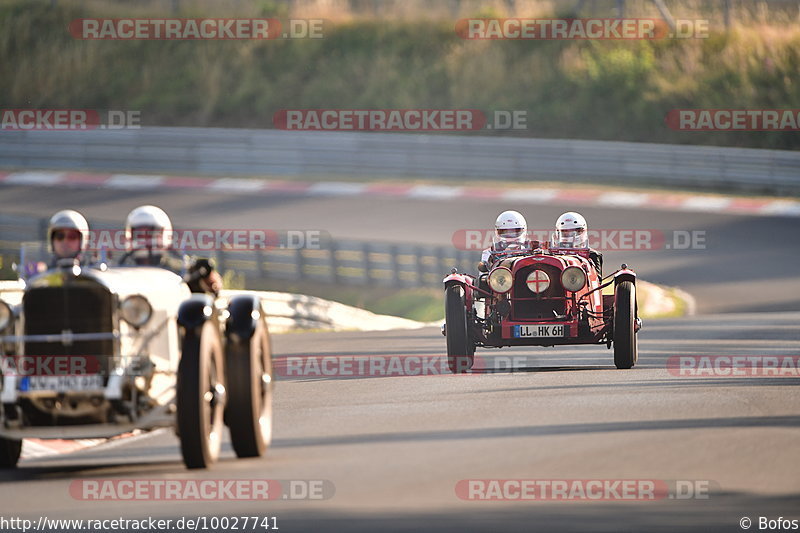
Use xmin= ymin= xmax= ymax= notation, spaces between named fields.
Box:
xmin=2 ymin=127 xmax=799 ymax=194
xmin=0 ymin=214 xmax=478 ymax=288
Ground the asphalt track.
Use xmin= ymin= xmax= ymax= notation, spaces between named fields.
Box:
xmin=2 ymin=314 xmax=799 ymax=532
xmin=0 ymin=182 xmax=799 ymax=532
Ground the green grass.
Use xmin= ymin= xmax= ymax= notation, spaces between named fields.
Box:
xmin=245 ymin=278 xmax=444 ymax=322
xmin=2 ymin=0 xmax=799 ymax=149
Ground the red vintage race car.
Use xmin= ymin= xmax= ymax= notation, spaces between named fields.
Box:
xmin=442 ymin=243 xmax=642 ymax=373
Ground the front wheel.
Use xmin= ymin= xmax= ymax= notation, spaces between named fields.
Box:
xmin=177 ymin=320 xmax=226 ymax=469
xmin=0 ymin=437 xmax=22 ymax=468
xmin=445 ymin=285 xmax=474 ymax=374
xmin=225 ymin=316 xmax=274 ymax=458
xmin=613 ymin=281 xmax=638 ymax=369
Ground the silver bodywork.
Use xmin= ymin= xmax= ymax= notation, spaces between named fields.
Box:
xmin=0 ymin=264 xmax=191 ymax=439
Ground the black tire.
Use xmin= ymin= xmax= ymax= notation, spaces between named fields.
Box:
xmin=177 ymin=320 xmax=226 ymax=469
xmin=0 ymin=437 xmax=22 ymax=469
xmin=225 ymin=317 xmax=273 ymax=458
xmin=445 ymin=285 xmax=474 ymax=374
xmin=613 ymin=281 xmax=638 ymax=369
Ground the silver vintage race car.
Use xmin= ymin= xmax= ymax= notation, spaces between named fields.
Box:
xmin=0 ymin=245 xmax=274 ymax=469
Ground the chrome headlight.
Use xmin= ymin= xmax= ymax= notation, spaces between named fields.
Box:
xmin=120 ymin=295 xmax=153 ymax=328
xmin=488 ymin=267 xmax=513 ymax=294
xmin=561 ymin=266 xmax=587 ymax=292
xmin=0 ymin=300 xmax=12 ymax=330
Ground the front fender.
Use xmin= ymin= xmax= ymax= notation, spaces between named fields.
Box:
xmin=613 ymin=269 xmax=637 ymax=286
xmin=225 ymin=294 xmax=263 ymax=344
xmin=443 ymin=273 xmax=475 ymax=309
xmin=177 ymin=293 xmax=217 ymax=336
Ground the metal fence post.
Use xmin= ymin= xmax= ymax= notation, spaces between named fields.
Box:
xmin=38 ymin=217 xmax=48 ymax=241
xmin=329 ymin=240 xmax=339 ymax=285
xmin=215 ymin=249 xmax=226 ymax=275
xmin=255 ymin=247 xmax=266 ymax=279
xmin=295 ymin=247 xmax=305 ymax=280
xmin=415 ymin=245 xmax=426 ymax=285
xmin=363 ymin=242 xmax=373 ymax=286
xmin=389 ymin=244 xmax=401 ymax=288
xmin=457 ymin=249 xmax=472 ymax=275
xmin=438 ymin=247 xmax=452 ymax=288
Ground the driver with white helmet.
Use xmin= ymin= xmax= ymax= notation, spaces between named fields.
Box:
xmin=47 ymin=209 xmax=90 ymax=267
xmin=552 ymin=211 xmax=602 ymax=274
xmin=120 ymin=205 xmax=222 ymax=295
xmin=481 ymin=210 xmax=530 ymax=267
xmin=121 ymin=205 xmax=182 ymax=269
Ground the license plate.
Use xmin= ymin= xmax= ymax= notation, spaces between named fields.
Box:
xmin=513 ymin=324 xmax=566 ymax=338
xmin=24 ymin=375 xmax=105 ymax=392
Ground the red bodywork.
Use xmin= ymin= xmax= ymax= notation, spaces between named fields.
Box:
xmin=444 ymin=248 xmax=636 ymax=348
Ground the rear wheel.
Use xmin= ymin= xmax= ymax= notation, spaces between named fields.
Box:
xmin=445 ymin=285 xmax=474 ymax=373
xmin=226 ymin=317 xmax=273 ymax=458
xmin=613 ymin=281 xmax=638 ymax=369
xmin=177 ymin=320 xmax=226 ymax=469
xmin=0 ymin=437 xmax=21 ymax=468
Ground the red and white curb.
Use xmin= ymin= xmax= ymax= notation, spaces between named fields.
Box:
xmin=20 ymin=431 xmax=140 ymax=461
xmin=21 ymin=438 xmax=107 ymax=460
xmin=2 ymin=170 xmax=799 ymax=217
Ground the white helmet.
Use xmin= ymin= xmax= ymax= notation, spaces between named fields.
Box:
xmin=554 ymin=212 xmax=588 ymax=248
xmin=494 ymin=210 xmax=527 ymax=245
xmin=47 ymin=209 xmax=89 ymax=256
xmin=125 ymin=205 xmax=172 ymax=250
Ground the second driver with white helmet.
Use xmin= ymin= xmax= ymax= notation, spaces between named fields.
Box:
xmin=552 ymin=211 xmax=603 ymax=275
xmin=119 ymin=205 xmax=222 ymax=295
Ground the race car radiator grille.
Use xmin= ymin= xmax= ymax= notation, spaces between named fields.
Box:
xmin=512 ymin=265 xmax=566 ymax=320
xmin=23 ymin=285 xmax=116 ymax=358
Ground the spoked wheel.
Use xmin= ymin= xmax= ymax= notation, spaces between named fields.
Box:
xmin=226 ymin=316 xmax=273 ymax=458
xmin=0 ymin=437 xmax=22 ymax=469
xmin=613 ymin=281 xmax=638 ymax=369
xmin=177 ymin=320 xmax=226 ymax=469
xmin=445 ymin=285 xmax=475 ymax=374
